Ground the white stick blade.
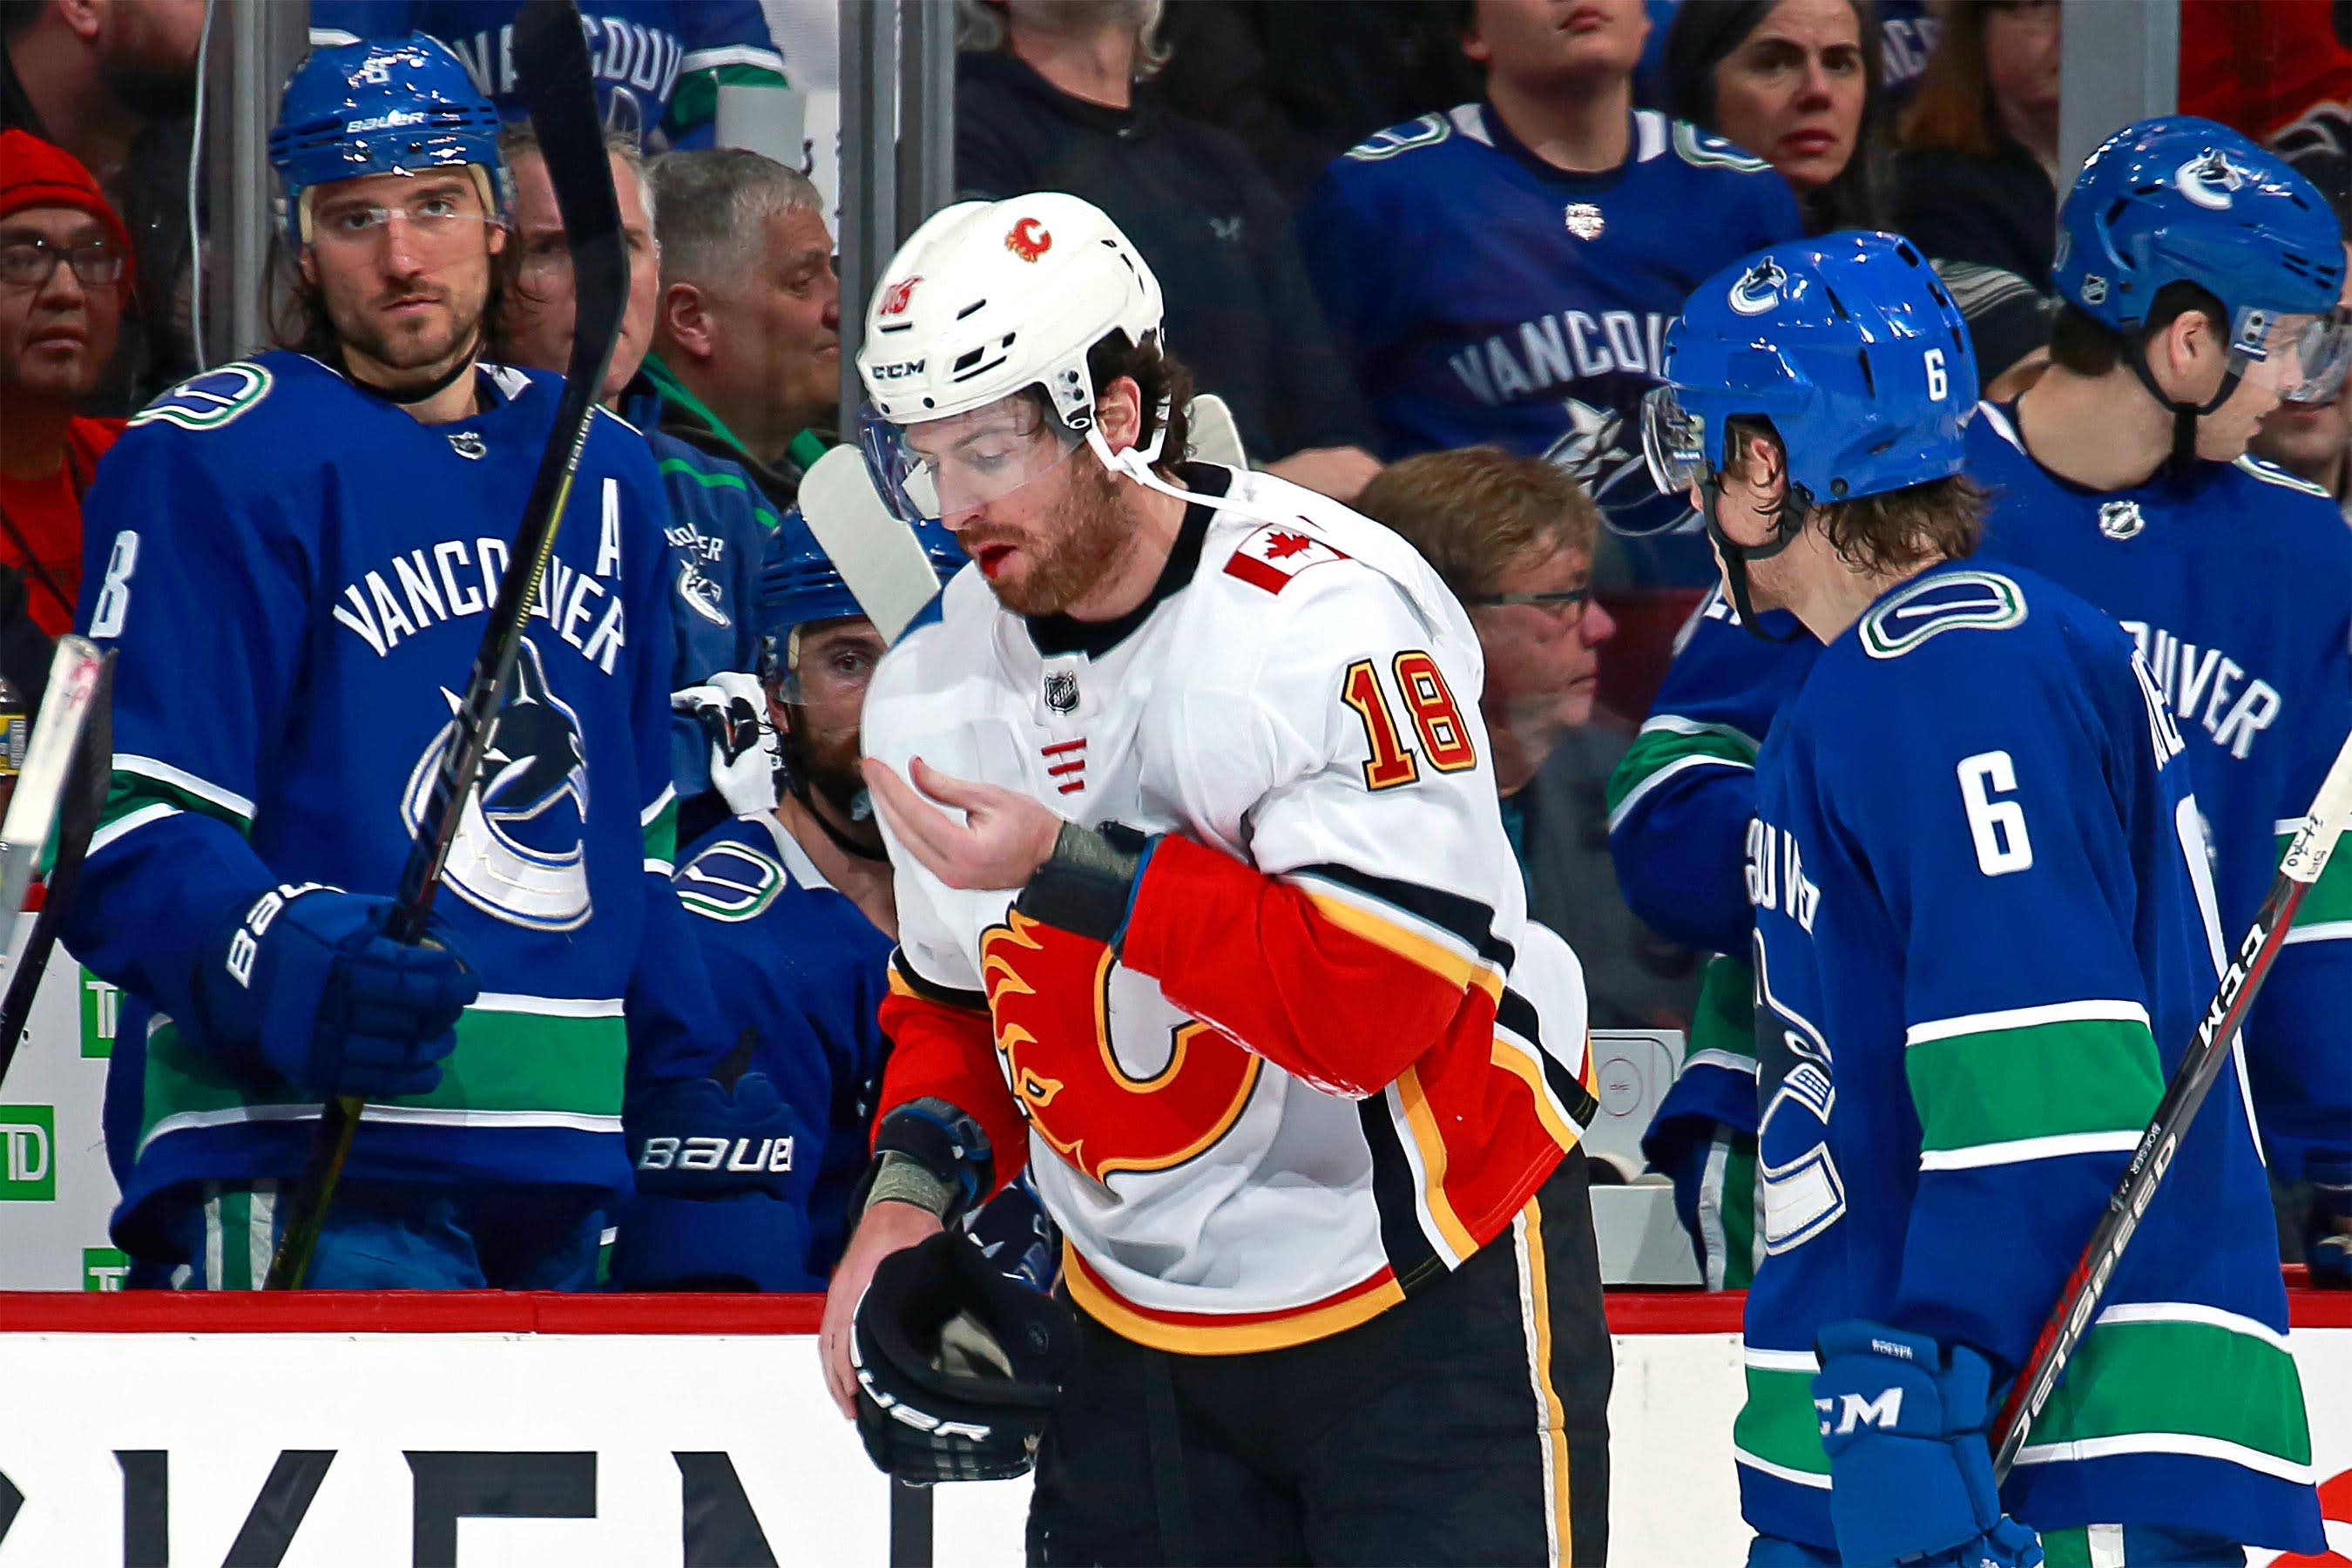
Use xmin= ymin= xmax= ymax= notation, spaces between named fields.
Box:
xmin=796 ymin=445 xmax=950 ymax=645
xmin=0 ymin=636 xmax=106 ymax=943
xmin=1186 ymin=394 xmax=1248 ymax=471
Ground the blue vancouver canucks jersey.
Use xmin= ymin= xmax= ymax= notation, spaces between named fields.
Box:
xmin=668 ymin=814 xmax=892 ymax=1280
xmin=1296 ymin=104 xmax=1800 ymax=580
xmin=68 ymin=352 xmax=727 ymax=1259
xmin=1615 ymin=406 xmax=2352 ymax=1194
xmin=308 ymin=0 xmax=786 ymax=147
xmin=1736 ymin=560 xmax=2319 ymax=1553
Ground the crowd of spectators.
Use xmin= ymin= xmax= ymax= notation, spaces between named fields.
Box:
xmin=1 ymin=0 xmax=2347 ymax=1294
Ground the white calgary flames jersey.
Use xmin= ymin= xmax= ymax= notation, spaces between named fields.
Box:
xmin=863 ymin=465 xmax=1595 ymax=1351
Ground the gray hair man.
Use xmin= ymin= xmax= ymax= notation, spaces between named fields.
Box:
xmin=643 ymin=147 xmax=839 ymax=509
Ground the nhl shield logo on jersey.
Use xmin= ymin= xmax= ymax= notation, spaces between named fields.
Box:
xmin=2098 ymin=499 xmax=2147 ymax=540
xmin=1223 ymin=523 xmax=1349 ymax=595
xmin=400 ymin=639 xmax=594 ymax=931
xmin=1043 ymin=671 xmax=1080 ymax=714
xmin=1563 ymin=202 xmax=1605 ymax=240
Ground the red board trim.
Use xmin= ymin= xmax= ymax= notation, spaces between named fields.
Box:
xmin=0 ymin=1288 xmax=2336 ymax=1336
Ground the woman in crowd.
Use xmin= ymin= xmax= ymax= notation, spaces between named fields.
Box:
xmin=1891 ymin=0 xmax=2063 ymax=288
xmin=1661 ymin=0 xmax=1889 ymax=233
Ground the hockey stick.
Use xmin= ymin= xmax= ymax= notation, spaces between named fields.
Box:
xmin=0 ymin=637 xmax=112 ymax=1089
xmin=264 ymin=0 xmax=628 ymax=1289
xmin=1990 ymin=727 xmax=2352 ymax=1479
xmin=796 ymin=445 xmax=952 ymax=645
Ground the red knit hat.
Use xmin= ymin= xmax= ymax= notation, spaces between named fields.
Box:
xmin=0 ymin=130 xmax=134 ymax=287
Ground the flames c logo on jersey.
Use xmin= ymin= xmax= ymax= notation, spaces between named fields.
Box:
xmin=879 ymin=275 xmax=921 ymax=316
xmin=400 ymin=639 xmax=593 ymax=932
xmin=1005 ymin=218 xmax=1052 ymax=262
xmin=981 ymin=911 xmax=1260 ymax=1182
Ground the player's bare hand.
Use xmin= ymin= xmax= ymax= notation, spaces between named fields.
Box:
xmin=862 ymin=756 xmax=1064 ymax=890
xmin=821 ymin=1200 xmax=943 ymax=1418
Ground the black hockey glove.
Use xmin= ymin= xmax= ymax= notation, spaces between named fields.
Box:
xmin=1015 ymin=820 xmax=1152 ymax=946
xmin=850 ymin=1228 xmax=1076 ymax=1484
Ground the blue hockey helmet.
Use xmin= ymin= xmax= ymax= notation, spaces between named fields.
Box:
xmin=2053 ymin=116 xmax=2349 ymax=403
xmin=760 ymin=509 xmax=966 ymax=697
xmin=268 ymin=34 xmax=506 ymax=251
xmin=1642 ymin=232 xmax=1977 ymax=643
xmin=1643 ymin=230 xmax=1978 ymax=509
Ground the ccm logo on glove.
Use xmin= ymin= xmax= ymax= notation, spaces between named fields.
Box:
xmin=637 ymin=1133 xmax=794 ymax=1173
xmin=1818 ymin=1388 xmax=1904 ymax=1436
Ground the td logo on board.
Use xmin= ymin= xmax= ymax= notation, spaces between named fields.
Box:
xmin=0 ymin=1104 xmax=54 ymax=1200
xmin=82 ymin=968 xmax=119 ymax=1058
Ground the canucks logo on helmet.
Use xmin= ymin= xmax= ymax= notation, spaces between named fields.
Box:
xmin=400 ymin=640 xmax=593 ymax=932
xmin=2173 ymin=149 xmax=2248 ymax=210
xmin=1728 ymin=259 xmax=1790 ymax=317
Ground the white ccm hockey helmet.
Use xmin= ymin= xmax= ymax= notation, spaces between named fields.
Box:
xmin=854 ymin=193 xmax=1170 ymax=523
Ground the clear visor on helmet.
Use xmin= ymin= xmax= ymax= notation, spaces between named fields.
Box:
xmin=1639 ymin=384 xmax=1712 ymax=497
xmin=856 ymin=393 xmax=1084 ymax=525
xmin=2232 ymin=304 xmax=2352 ymax=404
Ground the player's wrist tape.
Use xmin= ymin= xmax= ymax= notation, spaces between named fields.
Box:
xmin=854 ymin=1097 xmax=994 ymax=1226
xmin=1016 ymin=821 xmax=1153 ymax=946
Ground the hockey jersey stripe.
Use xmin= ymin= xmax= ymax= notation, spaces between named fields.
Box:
xmin=1059 ymin=1242 xmax=1406 ymax=1355
xmin=1916 ymin=1130 xmax=2143 ymax=1171
xmin=1288 ymin=862 xmax=1515 ymax=973
xmin=1392 ymin=1066 xmax=1478 ymax=1263
xmin=1904 ymin=1017 xmax=2164 ymax=1152
xmin=137 ymin=1007 xmax=627 ymax=1150
xmin=1734 ymin=1362 xmax=1831 ymax=1481
xmin=88 ymin=801 xmax=179 ymax=860
xmin=1605 ymin=736 xmax=1756 ymax=831
xmin=2024 ymin=1314 xmax=2312 ymax=1468
xmin=2278 ymin=824 xmax=2352 ymax=925
xmin=1358 ymin=1094 xmax=1446 ymax=1290
xmin=888 ymin=950 xmax=989 ymax=1011
xmin=1296 ymin=885 xmax=1506 ymax=1004
xmin=112 ymin=754 xmax=256 ymax=822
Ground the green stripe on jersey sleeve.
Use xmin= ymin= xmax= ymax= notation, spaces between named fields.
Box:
xmin=1605 ymin=720 xmax=1758 ymax=818
xmin=642 ymin=793 xmax=679 ymax=868
xmin=1733 ymin=1357 xmax=1828 ymax=1479
xmin=2022 ymin=1309 xmax=2312 ymax=1476
xmin=1905 ymin=1012 xmax=2164 ymax=1159
xmin=97 ymin=768 xmax=252 ymax=837
xmin=2280 ymin=822 xmax=2352 ymax=929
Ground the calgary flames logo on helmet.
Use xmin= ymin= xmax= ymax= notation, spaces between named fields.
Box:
xmin=879 ymin=274 xmax=921 ymax=316
xmin=1005 ymin=217 xmax=1052 ymax=262
xmin=980 ymin=911 xmax=1260 ymax=1182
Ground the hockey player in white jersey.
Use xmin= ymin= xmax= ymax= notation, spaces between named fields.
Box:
xmin=818 ymin=193 xmax=1612 ymax=1565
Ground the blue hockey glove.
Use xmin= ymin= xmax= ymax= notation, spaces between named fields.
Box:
xmin=964 ymin=1170 xmax=1061 ymax=1293
xmin=610 ymin=1069 xmax=817 ymax=1291
xmin=2304 ymin=1159 xmax=2352 ymax=1289
xmin=1812 ymin=1320 xmax=2044 ymax=1568
xmin=195 ymin=885 xmax=477 ymax=1099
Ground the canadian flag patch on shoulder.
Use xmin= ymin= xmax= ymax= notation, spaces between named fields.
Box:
xmin=1223 ymin=522 xmax=1349 ymax=595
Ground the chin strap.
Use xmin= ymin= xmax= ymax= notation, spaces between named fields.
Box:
xmin=2125 ymin=342 xmax=2244 ymax=482
xmin=774 ymin=710 xmax=889 ymax=862
xmin=1702 ymin=476 xmax=1808 ymax=645
xmin=336 ymin=331 xmax=485 ymax=409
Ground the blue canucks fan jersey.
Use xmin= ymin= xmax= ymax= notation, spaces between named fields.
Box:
xmin=1296 ymin=104 xmax=1801 ymax=581
xmin=308 ymin=0 xmax=786 ymax=147
xmin=668 ymin=814 xmax=892 ymax=1280
xmin=68 ymin=352 xmax=727 ymax=1258
xmin=1737 ymin=560 xmax=2319 ymax=1553
xmin=1614 ymin=406 xmax=2352 ymax=1191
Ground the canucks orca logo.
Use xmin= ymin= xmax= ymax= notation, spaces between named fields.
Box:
xmin=2174 ymin=149 xmax=2247 ymax=211
xmin=1546 ymin=398 xmax=1695 ymax=537
xmin=1727 ymin=258 xmax=1789 ymax=316
xmin=400 ymin=640 xmax=593 ymax=931
xmin=676 ymin=558 xmax=730 ymax=627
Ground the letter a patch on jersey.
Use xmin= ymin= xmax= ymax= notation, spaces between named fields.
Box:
xmin=1224 ymin=523 xmax=1349 ymax=595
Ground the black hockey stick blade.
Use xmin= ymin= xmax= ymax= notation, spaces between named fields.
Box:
xmin=266 ymin=0 xmax=625 ymax=1290
xmin=1990 ymin=727 xmax=2352 ymax=1478
xmin=0 ymin=646 xmax=114 ymax=1091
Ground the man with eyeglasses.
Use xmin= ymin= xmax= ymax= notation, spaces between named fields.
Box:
xmin=490 ymin=123 xmax=778 ymax=847
xmin=64 ymin=34 xmax=758 ymax=1290
xmin=0 ymin=131 xmax=131 ymax=644
xmin=1351 ymin=446 xmax=1701 ymax=1040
